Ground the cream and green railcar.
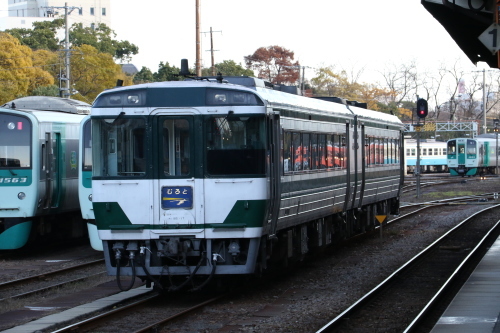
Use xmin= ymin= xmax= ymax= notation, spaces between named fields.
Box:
xmin=0 ymin=97 xmax=89 ymax=249
xmin=91 ymin=77 xmax=404 ymax=291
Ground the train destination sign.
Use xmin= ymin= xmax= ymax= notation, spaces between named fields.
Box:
xmin=161 ymin=186 xmax=193 ymax=209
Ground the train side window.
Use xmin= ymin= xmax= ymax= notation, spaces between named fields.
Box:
xmin=302 ymin=133 xmax=310 ymax=171
xmin=206 ymin=115 xmax=265 ymax=176
xmin=422 ymin=148 xmax=427 ymax=156
xmin=283 ymin=131 xmax=292 ymax=173
xmin=319 ymin=134 xmax=326 ymax=169
xmin=327 ymin=135 xmax=334 ymax=169
xmin=411 ymin=148 xmax=416 ymax=156
xmin=293 ymin=132 xmax=302 ymax=171
xmin=311 ymin=133 xmax=318 ymax=170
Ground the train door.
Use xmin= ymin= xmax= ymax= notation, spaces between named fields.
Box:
xmin=267 ymin=111 xmax=281 ymax=238
xmin=43 ymin=132 xmax=61 ymax=209
xmin=458 ymin=143 xmax=466 ymax=165
xmin=155 ymin=116 xmax=203 ymax=228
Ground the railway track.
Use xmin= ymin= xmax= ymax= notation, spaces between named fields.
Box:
xmin=2 ymin=190 xmax=498 ymax=332
xmin=52 ymin=293 xmax=228 ymax=333
xmin=0 ymin=259 xmax=105 ymax=302
xmin=316 ymin=204 xmax=500 ymax=332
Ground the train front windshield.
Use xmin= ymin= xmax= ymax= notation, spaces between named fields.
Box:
xmin=0 ymin=114 xmax=31 ymax=168
xmin=447 ymin=140 xmax=457 ymax=157
xmin=92 ymin=114 xmax=266 ymax=178
xmin=92 ymin=117 xmax=147 ymax=178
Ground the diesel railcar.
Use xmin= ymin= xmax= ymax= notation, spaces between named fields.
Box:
xmin=0 ymin=96 xmax=89 ymax=249
xmin=447 ymin=135 xmax=499 ymax=176
xmin=404 ymin=139 xmax=448 ymax=174
xmin=91 ymin=77 xmax=405 ymax=291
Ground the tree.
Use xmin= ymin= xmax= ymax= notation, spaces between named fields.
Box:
xmin=0 ymin=33 xmax=54 ymax=104
xmin=201 ymin=60 xmax=254 ymax=77
xmin=133 ymin=66 xmax=154 ymax=84
xmin=70 ymin=23 xmax=138 ymax=62
xmin=380 ymin=61 xmax=418 ymax=105
xmin=5 ymin=19 xmax=64 ymax=51
xmin=30 ymin=85 xmax=60 ymax=97
xmin=153 ymin=62 xmax=181 ymax=82
xmin=245 ymin=46 xmax=299 ymax=85
xmin=70 ymin=44 xmax=131 ymax=103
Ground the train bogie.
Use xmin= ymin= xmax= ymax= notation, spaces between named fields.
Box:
xmin=91 ymin=76 xmax=404 ymax=291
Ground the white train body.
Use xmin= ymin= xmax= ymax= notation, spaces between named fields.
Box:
xmin=404 ymin=139 xmax=448 ymax=174
xmin=90 ymin=78 xmax=405 ymax=290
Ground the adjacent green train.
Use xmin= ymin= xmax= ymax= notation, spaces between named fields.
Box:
xmin=0 ymin=97 xmax=90 ymax=249
xmin=447 ymin=134 xmax=499 ymax=177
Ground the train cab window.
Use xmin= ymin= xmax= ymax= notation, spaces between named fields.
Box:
xmin=0 ymin=114 xmax=31 ymax=168
xmin=467 ymin=140 xmax=477 ymax=155
xmin=92 ymin=117 xmax=147 ymax=177
xmin=447 ymin=141 xmax=456 ymax=155
xmin=206 ymin=115 xmax=265 ymax=176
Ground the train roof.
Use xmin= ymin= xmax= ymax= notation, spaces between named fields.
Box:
xmin=3 ymin=96 xmax=90 ymax=114
xmin=95 ymin=79 xmax=403 ymax=128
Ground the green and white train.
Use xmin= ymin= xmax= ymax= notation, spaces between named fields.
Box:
xmin=0 ymin=97 xmax=90 ymax=249
xmin=91 ymin=76 xmax=405 ymax=291
xmin=447 ymin=134 xmax=499 ymax=176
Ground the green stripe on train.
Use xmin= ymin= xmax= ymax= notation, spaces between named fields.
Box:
xmin=93 ymin=200 xmax=267 ymax=230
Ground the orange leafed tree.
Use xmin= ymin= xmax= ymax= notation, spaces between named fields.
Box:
xmin=244 ymin=45 xmax=299 ymax=85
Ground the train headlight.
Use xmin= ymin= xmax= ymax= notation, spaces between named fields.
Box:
xmin=88 ymin=194 xmax=92 ymax=202
xmin=18 ymin=192 xmax=26 ymax=200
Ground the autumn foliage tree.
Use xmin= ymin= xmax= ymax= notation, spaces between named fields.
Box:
xmin=70 ymin=44 xmax=132 ymax=103
xmin=0 ymin=33 xmax=54 ymax=104
xmin=245 ymin=46 xmax=299 ymax=85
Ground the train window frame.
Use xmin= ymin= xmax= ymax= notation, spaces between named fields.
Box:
xmin=160 ymin=117 xmax=193 ymax=178
xmin=0 ymin=113 xmax=32 ymax=169
xmin=91 ymin=116 xmax=148 ymax=179
xmin=205 ymin=114 xmax=266 ymax=177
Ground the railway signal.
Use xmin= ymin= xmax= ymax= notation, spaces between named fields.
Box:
xmin=416 ymin=99 xmax=428 ymax=119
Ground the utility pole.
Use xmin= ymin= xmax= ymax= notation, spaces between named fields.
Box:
xmin=43 ymin=3 xmax=81 ymax=99
xmin=195 ymin=0 xmax=202 ymax=76
xmin=483 ymin=68 xmax=487 ymax=134
xmin=203 ymin=27 xmax=222 ymax=76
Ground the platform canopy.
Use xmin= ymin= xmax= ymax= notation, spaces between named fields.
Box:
xmin=422 ymin=0 xmax=497 ymax=67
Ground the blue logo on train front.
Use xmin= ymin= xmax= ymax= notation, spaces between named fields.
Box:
xmin=161 ymin=186 xmax=193 ymax=209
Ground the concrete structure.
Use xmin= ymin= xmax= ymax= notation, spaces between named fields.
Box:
xmin=1 ymin=0 xmax=111 ymax=31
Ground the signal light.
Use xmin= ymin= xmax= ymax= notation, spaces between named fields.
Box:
xmin=416 ymin=99 xmax=428 ymax=119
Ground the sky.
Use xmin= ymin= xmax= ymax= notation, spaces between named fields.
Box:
xmin=109 ymin=0 xmax=489 ymax=84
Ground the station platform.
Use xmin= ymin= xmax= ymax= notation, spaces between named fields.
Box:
xmin=431 ymin=236 xmax=500 ymax=332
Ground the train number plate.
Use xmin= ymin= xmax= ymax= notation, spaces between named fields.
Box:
xmin=161 ymin=186 xmax=193 ymax=209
